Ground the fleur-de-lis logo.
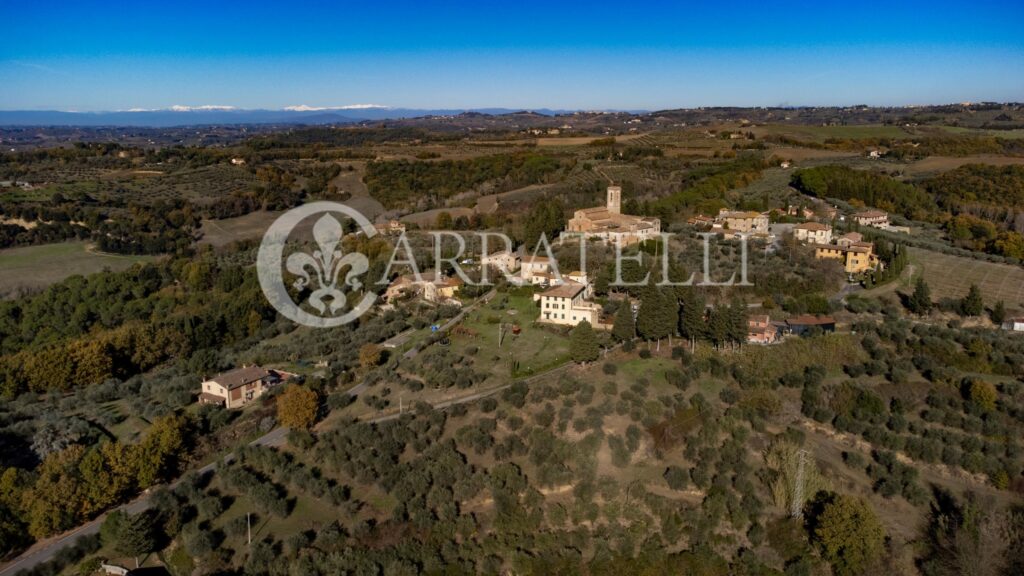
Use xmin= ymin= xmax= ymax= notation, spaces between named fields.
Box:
xmin=258 ymin=202 xmax=378 ymax=328
xmin=285 ymin=214 xmax=369 ymax=315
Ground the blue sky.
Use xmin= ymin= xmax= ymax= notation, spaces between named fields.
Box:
xmin=2 ymin=0 xmax=1022 ymax=111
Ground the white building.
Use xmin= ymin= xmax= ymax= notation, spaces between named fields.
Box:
xmin=854 ymin=209 xmax=889 ymax=228
xmin=520 ymin=255 xmax=553 ymax=285
xmin=538 ymin=281 xmax=601 ymax=327
xmin=1002 ymin=318 xmax=1024 ymax=332
xmin=793 ymin=222 xmax=833 ymax=245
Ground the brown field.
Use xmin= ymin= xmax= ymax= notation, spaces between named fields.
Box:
xmin=769 ymin=146 xmax=860 ymax=162
xmin=907 ymin=247 xmax=1024 ymax=309
xmin=534 ymin=132 xmax=651 ymax=146
xmin=902 ymin=155 xmax=1024 ymax=177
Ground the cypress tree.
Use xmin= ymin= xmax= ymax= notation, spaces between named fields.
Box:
xmin=636 ymin=284 xmax=662 ymax=343
xmin=991 ymin=300 xmax=1007 ymax=325
xmin=680 ymin=289 xmax=706 ymax=351
xmin=612 ymin=300 xmax=635 ymax=342
xmin=570 ymin=320 xmax=600 ymax=363
xmin=961 ymin=284 xmax=984 ymax=317
xmin=908 ymin=277 xmax=932 ymax=315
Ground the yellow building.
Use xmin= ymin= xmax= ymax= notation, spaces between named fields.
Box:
xmin=717 ymin=209 xmax=769 ymax=234
xmin=814 ymin=243 xmax=878 ymax=274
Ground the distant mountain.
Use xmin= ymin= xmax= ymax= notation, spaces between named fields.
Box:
xmin=0 ymin=107 xmax=614 ymax=127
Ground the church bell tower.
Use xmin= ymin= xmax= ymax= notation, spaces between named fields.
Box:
xmin=606 ymin=185 xmax=621 ymax=214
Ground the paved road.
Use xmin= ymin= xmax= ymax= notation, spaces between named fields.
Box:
xmin=0 ymin=427 xmax=289 ymax=576
xmin=1 ymin=288 xmax=495 ymax=575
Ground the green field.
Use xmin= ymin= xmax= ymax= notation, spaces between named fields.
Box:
xmin=0 ymin=242 xmax=156 ymax=297
xmin=908 ymin=247 xmax=1024 ymax=310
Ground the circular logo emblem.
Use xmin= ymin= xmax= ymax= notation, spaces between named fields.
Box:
xmin=257 ymin=202 xmax=377 ymax=328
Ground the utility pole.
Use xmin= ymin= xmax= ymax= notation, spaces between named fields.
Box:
xmin=399 ymin=394 xmax=404 ymax=415
xmin=247 ymin=512 xmax=252 ymax=546
xmin=791 ymin=449 xmax=808 ymax=519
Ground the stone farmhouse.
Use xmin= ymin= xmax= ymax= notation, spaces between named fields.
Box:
xmin=385 ymin=271 xmax=463 ymax=304
xmin=481 ymin=250 xmax=521 ymax=275
xmin=198 ymin=365 xmax=292 ymax=409
xmin=564 ymin=186 xmax=661 ymax=245
xmin=716 ymin=209 xmax=770 ymax=238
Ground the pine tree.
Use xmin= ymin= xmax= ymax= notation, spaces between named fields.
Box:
xmin=961 ymin=284 xmax=984 ymax=317
xmin=991 ymin=300 xmax=1007 ymax=325
xmin=908 ymin=277 xmax=932 ymax=315
xmin=611 ymin=301 xmax=635 ymax=342
xmin=570 ymin=321 xmax=600 ymax=364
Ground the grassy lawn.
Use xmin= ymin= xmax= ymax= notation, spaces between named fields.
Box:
xmin=214 ymin=485 xmax=340 ymax=546
xmin=0 ymin=242 xmax=156 ymax=296
xmin=451 ymin=290 xmax=572 ymax=382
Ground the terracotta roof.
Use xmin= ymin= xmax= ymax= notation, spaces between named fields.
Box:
xmin=794 ymin=222 xmax=831 ymax=231
xmin=720 ymin=210 xmax=765 ymax=219
xmin=855 ymin=209 xmax=887 ymax=219
xmin=523 ymin=255 xmax=551 ymax=263
xmin=198 ymin=392 xmax=226 ymax=404
xmin=839 ymin=232 xmax=863 ymax=242
xmin=208 ymin=366 xmax=269 ymax=390
xmin=540 ymin=282 xmax=586 ymax=299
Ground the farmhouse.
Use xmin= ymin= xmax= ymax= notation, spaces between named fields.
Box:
xmin=481 ymin=249 xmax=520 ymax=274
xmin=853 ymin=209 xmax=889 ymax=228
xmin=716 ymin=209 xmax=770 ymax=237
xmin=814 ymin=243 xmax=878 ymax=274
xmin=565 ymin=185 xmax=661 ymax=245
xmin=835 ymin=232 xmax=864 ymax=247
xmin=520 ymin=255 xmax=554 ymax=284
xmin=385 ymin=271 xmax=463 ymax=304
xmin=537 ymin=281 xmax=601 ymax=327
xmin=373 ymin=219 xmax=406 ymax=236
xmin=747 ymin=315 xmax=779 ymax=344
xmin=198 ymin=365 xmax=289 ymax=409
xmin=793 ymin=222 xmax=833 ymax=245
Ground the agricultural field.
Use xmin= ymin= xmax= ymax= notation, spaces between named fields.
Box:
xmin=0 ymin=241 xmax=156 ymax=297
xmin=901 ymin=154 xmax=1024 ymax=177
xmin=908 ymin=247 xmax=1024 ymax=309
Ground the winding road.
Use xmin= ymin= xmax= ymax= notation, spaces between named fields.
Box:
xmin=1 ymin=289 xmax=502 ymax=575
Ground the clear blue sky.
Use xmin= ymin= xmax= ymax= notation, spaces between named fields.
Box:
xmin=2 ymin=0 xmax=1022 ymax=111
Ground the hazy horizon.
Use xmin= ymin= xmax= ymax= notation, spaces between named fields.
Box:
xmin=3 ymin=0 xmax=1023 ymax=112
